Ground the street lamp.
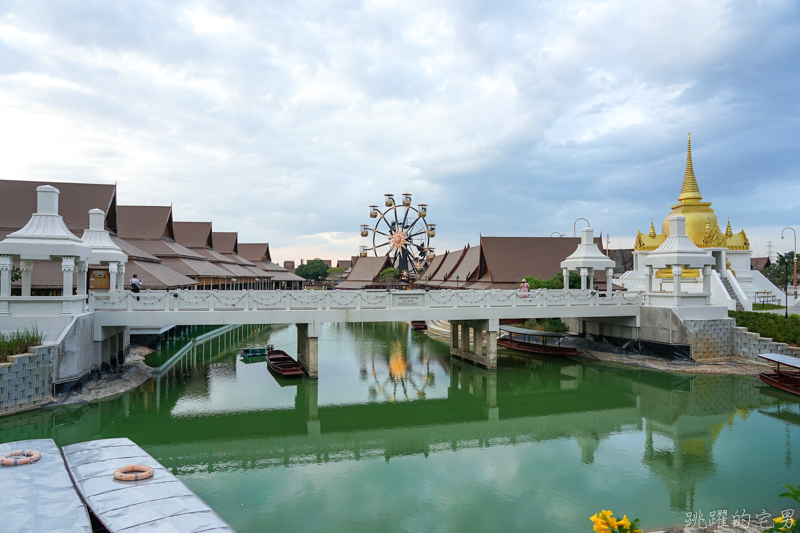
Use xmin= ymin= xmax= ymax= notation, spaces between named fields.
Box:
xmin=786 ymin=260 xmax=790 ymax=319
xmin=550 ymin=231 xmax=566 ymax=238
xmin=782 ymin=227 xmax=797 ymax=301
xmin=456 ymin=275 xmax=460 ymax=289
xmin=574 ymin=218 xmax=590 ymax=237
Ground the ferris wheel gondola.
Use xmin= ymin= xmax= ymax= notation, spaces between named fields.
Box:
xmin=360 ymin=193 xmax=435 ymax=279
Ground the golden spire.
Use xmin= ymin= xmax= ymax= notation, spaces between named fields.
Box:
xmin=649 ymin=219 xmax=656 ymax=238
xmin=725 ymin=218 xmax=733 ymax=237
xmin=678 ymin=133 xmax=703 ymax=203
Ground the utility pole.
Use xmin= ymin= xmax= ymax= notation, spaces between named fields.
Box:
xmin=767 ymin=241 xmax=775 ymax=262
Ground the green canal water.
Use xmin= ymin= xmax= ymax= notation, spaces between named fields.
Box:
xmin=2 ymin=322 xmax=799 ymax=532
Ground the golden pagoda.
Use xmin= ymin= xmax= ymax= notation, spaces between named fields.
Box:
xmin=634 ymin=134 xmax=749 ymax=252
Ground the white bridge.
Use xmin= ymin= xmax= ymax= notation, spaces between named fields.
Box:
xmin=90 ymin=288 xmax=643 ymax=376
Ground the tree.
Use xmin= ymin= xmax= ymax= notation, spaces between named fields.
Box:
xmin=765 ymin=252 xmax=796 ymax=290
xmin=295 ymin=259 xmax=329 ymax=281
xmin=522 ymin=272 xmax=581 ymax=290
xmin=10 ymin=267 xmax=21 ymax=283
xmin=379 ymin=267 xmax=399 ymax=289
xmin=327 ymin=266 xmax=346 ymax=287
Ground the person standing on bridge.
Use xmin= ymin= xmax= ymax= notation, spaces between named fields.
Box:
xmin=130 ymin=274 xmax=142 ymax=301
xmin=519 ymin=278 xmax=529 ymax=298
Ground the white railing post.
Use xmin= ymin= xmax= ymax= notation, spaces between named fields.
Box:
xmin=209 ymin=296 xmax=215 ymax=312
xmin=356 ymin=291 xmax=362 ymax=310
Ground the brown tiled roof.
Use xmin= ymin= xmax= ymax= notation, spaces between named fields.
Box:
xmin=238 ymin=243 xmax=271 ymax=263
xmin=427 ymin=248 xmax=467 ymax=286
xmin=336 ymin=260 xmax=352 ymax=269
xmin=227 ymin=254 xmax=255 ymax=267
xmin=284 ymin=261 xmax=295 ymax=269
xmin=751 ymin=257 xmax=771 ymax=271
xmin=244 ymin=266 xmax=272 ymax=278
xmin=220 ymin=263 xmax=258 ymax=278
xmin=10 ymin=259 xmax=77 ymax=289
xmin=439 ymin=247 xmax=481 ymax=288
xmin=480 ymin=236 xmax=605 ymax=284
xmin=211 ymin=232 xmax=238 ymax=254
xmin=0 ymin=179 xmax=117 ymax=233
xmin=112 ymin=237 xmax=160 ymax=262
xmin=125 ymin=238 xmax=205 ymax=260
xmin=118 ymin=206 xmax=173 ymax=240
xmin=608 ymin=249 xmax=634 ymax=273
xmin=193 ymin=248 xmax=235 ymax=264
xmin=125 ymin=260 xmax=198 ymax=289
xmin=340 ymin=256 xmax=392 ymax=288
xmin=419 ymin=253 xmax=446 ymax=281
xmin=160 ymin=258 xmax=232 ymax=278
xmin=173 ymin=221 xmax=213 ymax=249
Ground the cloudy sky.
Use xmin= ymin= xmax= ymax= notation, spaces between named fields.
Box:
xmin=1 ymin=0 xmax=799 ymax=263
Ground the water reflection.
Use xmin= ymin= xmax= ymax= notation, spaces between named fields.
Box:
xmin=0 ymin=323 xmax=797 ymax=532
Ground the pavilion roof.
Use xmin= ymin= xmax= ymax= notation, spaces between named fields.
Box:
xmin=117 ymin=206 xmax=173 ymax=240
xmin=173 ymin=221 xmax=213 ymax=249
xmin=211 ymin=232 xmax=238 ymax=254
xmin=439 ymin=247 xmax=481 ymax=288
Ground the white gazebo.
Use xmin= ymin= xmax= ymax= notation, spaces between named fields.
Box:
xmin=81 ymin=209 xmax=128 ymax=291
xmin=642 ymin=215 xmax=715 ymax=307
xmin=560 ymin=228 xmax=616 ymax=293
xmin=0 ymin=185 xmax=92 ymax=316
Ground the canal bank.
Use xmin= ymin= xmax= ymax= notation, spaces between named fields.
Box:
xmin=1 ymin=321 xmax=798 ymax=533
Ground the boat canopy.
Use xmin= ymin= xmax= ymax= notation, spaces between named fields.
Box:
xmin=759 ymin=353 xmax=800 ymax=369
xmin=500 ymin=325 xmax=578 ymax=338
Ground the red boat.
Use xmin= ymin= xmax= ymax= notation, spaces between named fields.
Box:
xmin=411 ymin=321 xmax=427 ymax=330
xmin=497 ymin=325 xmax=580 ymax=356
xmin=758 ymin=353 xmax=800 ymax=396
xmin=267 ymin=349 xmax=306 ymax=378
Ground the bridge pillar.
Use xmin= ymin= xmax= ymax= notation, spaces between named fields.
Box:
xmin=449 ymin=319 xmax=498 ymax=370
xmin=297 ymin=322 xmax=320 ymax=379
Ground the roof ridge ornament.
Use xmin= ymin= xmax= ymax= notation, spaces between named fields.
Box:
xmin=725 ymin=217 xmax=733 ymax=237
xmin=649 ymin=219 xmax=656 ymax=238
xmin=678 ymin=133 xmax=703 ymax=204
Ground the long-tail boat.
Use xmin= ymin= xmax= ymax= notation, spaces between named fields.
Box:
xmin=497 ymin=325 xmax=580 ymax=356
xmin=758 ymin=353 xmax=800 ymax=396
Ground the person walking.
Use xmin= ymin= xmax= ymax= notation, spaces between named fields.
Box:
xmin=130 ymin=274 xmax=142 ymax=301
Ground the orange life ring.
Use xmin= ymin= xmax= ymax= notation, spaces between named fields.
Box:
xmin=113 ymin=464 xmax=154 ymax=481
xmin=1 ymin=449 xmax=42 ymax=466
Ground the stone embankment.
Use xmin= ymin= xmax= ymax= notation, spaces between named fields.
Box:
xmin=52 ymin=346 xmax=153 ymax=405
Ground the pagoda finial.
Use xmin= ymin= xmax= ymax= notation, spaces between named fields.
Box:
xmin=678 ymin=133 xmax=703 ymax=203
xmin=649 ymin=219 xmax=656 ymax=238
xmin=725 ymin=217 xmax=733 ymax=237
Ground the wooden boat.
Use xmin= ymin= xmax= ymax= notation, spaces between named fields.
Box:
xmin=497 ymin=325 xmax=580 ymax=356
xmin=411 ymin=321 xmax=427 ymax=330
xmin=758 ymin=353 xmax=800 ymax=396
xmin=267 ymin=349 xmax=306 ymax=377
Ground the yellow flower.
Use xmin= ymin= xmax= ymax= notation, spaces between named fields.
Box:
xmin=617 ymin=515 xmax=631 ymax=529
xmin=774 ymin=516 xmax=796 ymax=529
xmin=590 ymin=511 xmax=616 ymax=532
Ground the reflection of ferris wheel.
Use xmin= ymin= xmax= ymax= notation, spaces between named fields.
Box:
xmin=359 ymin=193 xmax=436 ymax=279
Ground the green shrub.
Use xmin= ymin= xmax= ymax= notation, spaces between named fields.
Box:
xmin=522 ymin=318 xmax=570 ymax=333
xmin=0 ymin=326 xmax=43 ymax=362
xmin=729 ymin=311 xmax=800 ymax=345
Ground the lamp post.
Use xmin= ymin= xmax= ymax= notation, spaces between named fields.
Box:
xmin=782 ymin=227 xmax=797 ymax=301
xmin=574 ymin=218 xmax=590 ymax=237
xmin=786 ymin=260 xmax=790 ymax=319
xmin=456 ymin=275 xmax=460 ymax=289
xmin=550 ymin=231 xmax=566 ymax=237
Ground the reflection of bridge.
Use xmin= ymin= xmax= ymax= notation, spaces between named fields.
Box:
xmin=91 ymin=289 xmax=643 ymax=376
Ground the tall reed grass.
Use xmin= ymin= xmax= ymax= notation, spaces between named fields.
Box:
xmin=0 ymin=326 xmax=43 ymax=362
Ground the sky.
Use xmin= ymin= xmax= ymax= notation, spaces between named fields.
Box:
xmin=1 ymin=0 xmax=799 ymax=264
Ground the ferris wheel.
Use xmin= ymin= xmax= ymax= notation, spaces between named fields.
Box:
xmin=360 ymin=193 xmax=436 ymax=279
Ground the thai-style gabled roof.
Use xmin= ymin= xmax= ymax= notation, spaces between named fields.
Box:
xmin=238 ymin=243 xmax=271 ymax=263
xmin=173 ymin=222 xmax=214 ymax=249
xmin=337 ymin=256 xmax=392 ymax=289
xmin=117 ymin=206 xmax=174 ymax=240
xmin=438 ymin=246 xmax=481 ymax=288
xmin=211 ymin=232 xmax=238 ymax=254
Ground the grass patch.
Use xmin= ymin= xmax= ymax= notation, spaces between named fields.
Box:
xmin=0 ymin=326 xmax=43 ymax=363
xmin=753 ymin=303 xmax=786 ymax=310
xmin=729 ymin=311 xmax=800 ymax=345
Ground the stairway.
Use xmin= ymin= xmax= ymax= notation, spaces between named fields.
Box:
xmin=721 ymin=277 xmax=745 ymax=311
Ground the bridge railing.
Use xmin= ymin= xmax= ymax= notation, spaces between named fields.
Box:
xmin=89 ymin=289 xmax=644 ymax=313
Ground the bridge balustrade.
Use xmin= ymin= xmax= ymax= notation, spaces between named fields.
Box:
xmin=89 ymin=289 xmax=644 ymax=313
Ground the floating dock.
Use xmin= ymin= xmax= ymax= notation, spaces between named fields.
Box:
xmin=0 ymin=438 xmax=92 ymax=533
xmin=62 ymin=437 xmax=234 ymax=532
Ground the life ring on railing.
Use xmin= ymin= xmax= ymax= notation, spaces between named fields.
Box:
xmin=1 ymin=449 xmax=42 ymax=466
xmin=113 ymin=464 xmax=155 ymax=481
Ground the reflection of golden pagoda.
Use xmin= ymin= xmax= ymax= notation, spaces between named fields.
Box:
xmin=634 ymin=134 xmax=749 ymax=252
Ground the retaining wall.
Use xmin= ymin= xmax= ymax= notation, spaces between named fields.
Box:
xmin=732 ymin=326 xmax=800 ymax=362
xmin=682 ymin=318 xmax=735 ymax=361
xmin=0 ymin=345 xmax=54 ymax=415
